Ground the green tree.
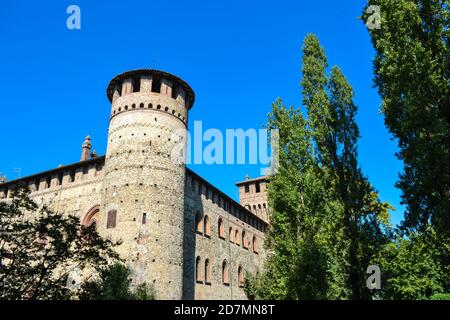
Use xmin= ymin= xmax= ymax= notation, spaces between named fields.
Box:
xmin=255 ymin=99 xmax=334 ymax=299
xmin=0 ymin=188 xmax=119 ymax=300
xmin=376 ymin=228 xmax=449 ymax=299
xmin=78 ymin=263 xmax=155 ymax=300
xmin=363 ymin=0 xmax=449 ymax=297
xmin=247 ymin=34 xmax=391 ymax=300
xmin=302 ymin=34 xmax=391 ymax=299
xmin=363 ymin=0 xmax=449 ymax=237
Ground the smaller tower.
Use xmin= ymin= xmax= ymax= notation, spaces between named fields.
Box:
xmin=80 ymin=136 xmax=92 ymax=161
xmin=236 ymin=175 xmax=270 ymax=222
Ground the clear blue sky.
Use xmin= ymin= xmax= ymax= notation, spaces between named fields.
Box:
xmin=0 ymin=0 xmax=404 ymax=225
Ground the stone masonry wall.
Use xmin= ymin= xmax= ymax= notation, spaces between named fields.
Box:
xmin=183 ymin=171 xmax=267 ymax=300
xmin=98 ymin=86 xmax=188 ymax=300
xmin=238 ymin=178 xmax=269 ymax=222
xmin=0 ymin=161 xmax=104 ymax=227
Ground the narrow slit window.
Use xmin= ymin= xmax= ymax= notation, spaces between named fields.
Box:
xmin=107 ymin=209 xmax=117 ymax=229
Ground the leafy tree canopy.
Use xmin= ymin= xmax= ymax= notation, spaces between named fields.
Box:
xmin=0 ymin=188 xmax=120 ymax=300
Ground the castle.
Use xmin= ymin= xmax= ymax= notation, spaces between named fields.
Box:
xmin=0 ymin=69 xmax=270 ymax=300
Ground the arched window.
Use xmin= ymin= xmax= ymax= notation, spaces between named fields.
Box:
xmin=242 ymin=231 xmax=248 ymax=249
xmin=238 ymin=265 xmax=245 ymax=287
xmin=257 ymin=204 xmax=262 ymax=217
xmin=81 ymin=205 xmax=100 ymax=229
xmin=222 ymin=260 xmax=229 ymax=285
xmin=253 ymin=236 xmax=258 ymax=254
xmin=218 ymin=218 xmax=225 ymax=239
xmin=229 ymin=227 xmax=234 ymax=243
xmin=204 ymin=215 xmax=211 ymax=237
xmin=196 ymin=256 xmax=202 ymax=283
xmin=196 ymin=212 xmax=203 ymax=234
xmin=205 ymin=259 xmax=211 ymax=285
xmin=235 ymin=230 xmax=240 ymax=246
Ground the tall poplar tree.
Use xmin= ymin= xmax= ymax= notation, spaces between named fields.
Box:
xmin=363 ymin=0 xmax=449 ymax=237
xmin=247 ymin=99 xmax=334 ymax=299
xmin=301 ymin=34 xmax=391 ymax=299
xmin=362 ymin=0 xmax=450 ymax=297
xmin=247 ymin=34 xmax=391 ymax=300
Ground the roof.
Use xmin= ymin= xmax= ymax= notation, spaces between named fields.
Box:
xmin=0 ymin=156 xmax=105 ymax=188
xmin=235 ymin=175 xmax=268 ymax=186
xmin=106 ymin=69 xmax=195 ymax=109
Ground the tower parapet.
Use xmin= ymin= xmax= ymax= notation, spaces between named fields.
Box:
xmin=106 ymin=69 xmax=195 ymax=126
xmin=236 ymin=176 xmax=270 ymax=223
xmin=99 ymin=69 xmax=195 ymax=300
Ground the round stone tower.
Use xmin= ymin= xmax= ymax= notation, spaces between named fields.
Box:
xmin=98 ymin=69 xmax=195 ymax=300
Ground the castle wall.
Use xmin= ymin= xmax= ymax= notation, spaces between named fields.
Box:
xmin=0 ymin=159 xmax=267 ymax=300
xmin=0 ymin=69 xmax=269 ymax=301
xmin=183 ymin=171 xmax=267 ymax=300
xmin=0 ymin=159 xmax=105 ymax=224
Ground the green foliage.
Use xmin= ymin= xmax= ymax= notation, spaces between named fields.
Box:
xmin=78 ymin=263 xmax=155 ymax=300
xmin=261 ymin=98 xmax=335 ymax=299
xmin=247 ymin=34 xmax=392 ymax=300
xmin=363 ymin=0 xmax=450 ymax=237
xmin=0 ymin=188 xmax=120 ymax=300
xmin=303 ymin=34 xmax=391 ymax=300
xmin=375 ymin=228 xmax=449 ymax=300
xmin=430 ymin=293 xmax=450 ymax=300
xmin=362 ymin=0 xmax=450 ymax=299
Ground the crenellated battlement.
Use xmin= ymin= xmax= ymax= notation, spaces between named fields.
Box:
xmin=107 ymin=69 xmax=195 ymax=108
xmin=106 ymin=70 xmax=195 ymax=126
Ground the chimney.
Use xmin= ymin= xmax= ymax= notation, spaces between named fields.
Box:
xmin=81 ymin=136 xmax=92 ymax=161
